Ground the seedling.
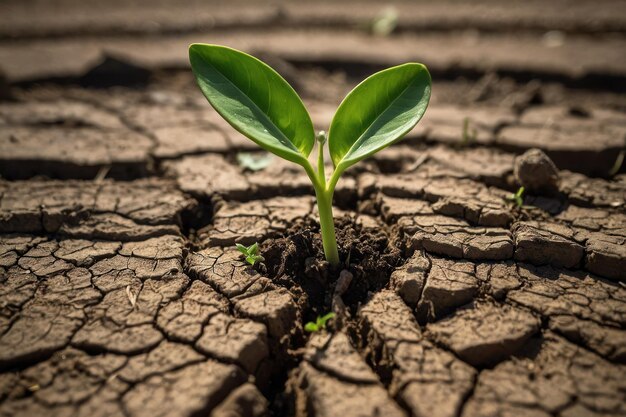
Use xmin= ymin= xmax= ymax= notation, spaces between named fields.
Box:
xmin=506 ymin=186 xmax=525 ymax=207
xmin=190 ymin=44 xmax=431 ymax=265
xmin=236 ymin=242 xmax=264 ymax=266
xmin=370 ymin=6 xmax=398 ymax=36
xmin=608 ymin=149 xmax=624 ymax=177
xmin=461 ymin=117 xmax=477 ymax=146
xmin=304 ymin=312 xmax=335 ymax=333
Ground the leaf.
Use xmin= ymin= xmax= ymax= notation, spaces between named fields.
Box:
xmin=189 ymin=44 xmax=315 ymax=166
xmin=248 ymin=242 xmax=259 ymax=255
xmin=246 ymin=253 xmax=264 ymax=266
xmin=328 ymin=63 xmax=431 ymax=172
xmin=235 ymin=243 xmax=249 ymax=255
xmin=304 ymin=322 xmax=319 ymax=333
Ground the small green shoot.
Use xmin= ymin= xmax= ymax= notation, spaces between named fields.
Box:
xmin=608 ymin=149 xmax=624 ymax=177
xmin=370 ymin=6 xmax=398 ymax=36
xmin=461 ymin=117 xmax=477 ymax=146
xmin=506 ymin=186 xmax=525 ymax=208
xmin=236 ymin=242 xmax=264 ymax=266
xmin=190 ymin=44 xmax=431 ymax=265
xmin=237 ymin=152 xmax=273 ymax=171
xmin=304 ymin=312 xmax=335 ymax=333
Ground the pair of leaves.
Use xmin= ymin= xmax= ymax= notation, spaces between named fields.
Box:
xmin=189 ymin=44 xmax=431 ymax=174
xmin=304 ymin=312 xmax=335 ymax=333
xmin=235 ymin=242 xmax=264 ymax=266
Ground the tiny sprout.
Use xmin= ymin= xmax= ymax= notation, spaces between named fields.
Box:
xmin=190 ymin=44 xmax=431 ymax=265
xmin=461 ymin=117 xmax=477 ymax=146
xmin=608 ymin=149 xmax=624 ymax=177
xmin=370 ymin=6 xmax=398 ymax=37
xmin=304 ymin=312 xmax=335 ymax=333
xmin=236 ymin=242 xmax=264 ymax=266
xmin=506 ymin=186 xmax=525 ymax=208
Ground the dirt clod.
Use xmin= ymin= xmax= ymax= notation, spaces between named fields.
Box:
xmin=514 ymin=148 xmax=560 ymax=194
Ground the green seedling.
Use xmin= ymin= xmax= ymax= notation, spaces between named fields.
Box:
xmin=304 ymin=312 xmax=335 ymax=333
xmin=506 ymin=186 xmax=525 ymax=207
xmin=370 ymin=6 xmax=398 ymax=36
xmin=608 ymin=149 xmax=624 ymax=177
xmin=190 ymin=44 xmax=431 ymax=265
xmin=236 ymin=242 xmax=264 ymax=266
xmin=461 ymin=117 xmax=477 ymax=146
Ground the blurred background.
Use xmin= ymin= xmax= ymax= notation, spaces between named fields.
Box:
xmin=0 ymin=0 xmax=625 ymax=179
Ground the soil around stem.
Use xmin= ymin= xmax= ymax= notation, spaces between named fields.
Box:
xmin=262 ymin=216 xmax=403 ymax=321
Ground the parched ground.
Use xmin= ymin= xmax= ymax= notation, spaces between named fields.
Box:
xmin=1 ymin=1 xmax=625 ymax=416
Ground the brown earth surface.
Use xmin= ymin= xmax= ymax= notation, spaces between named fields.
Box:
xmin=1 ymin=1 xmax=626 ymax=416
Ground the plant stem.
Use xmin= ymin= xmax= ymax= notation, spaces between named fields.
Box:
xmin=315 ymin=187 xmax=340 ymax=265
xmin=317 ymin=137 xmax=326 ymax=181
xmin=302 ymin=143 xmax=340 ymax=266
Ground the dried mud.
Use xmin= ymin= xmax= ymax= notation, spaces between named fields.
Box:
xmin=1 ymin=1 xmax=626 ymax=416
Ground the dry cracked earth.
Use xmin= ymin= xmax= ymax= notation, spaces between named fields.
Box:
xmin=1 ymin=1 xmax=626 ymax=416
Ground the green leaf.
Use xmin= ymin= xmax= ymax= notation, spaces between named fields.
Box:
xmin=189 ymin=44 xmax=315 ymax=166
xmin=248 ymin=242 xmax=259 ymax=255
xmin=304 ymin=322 xmax=319 ymax=333
xmin=236 ymin=243 xmax=263 ymax=265
xmin=328 ymin=63 xmax=431 ymax=172
xmin=235 ymin=243 xmax=249 ymax=255
xmin=245 ymin=253 xmax=264 ymax=266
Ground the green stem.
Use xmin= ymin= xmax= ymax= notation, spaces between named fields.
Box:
xmin=327 ymin=165 xmax=344 ymax=195
xmin=302 ymin=147 xmax=340 ymax=266
xmin=317 ymin=138 xmax=326 ymax=181
xmin=315 ymin=187 xmax=339 ymax=265
xmin=302 ymin=158 xmax=321 ymax=189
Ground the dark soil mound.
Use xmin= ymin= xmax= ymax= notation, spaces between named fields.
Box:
xmin=262 ymin=216 xmax=402 ymax=321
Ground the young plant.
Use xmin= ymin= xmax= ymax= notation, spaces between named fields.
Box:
xmin=369 ymin=6 xmax=398 ymax=36
xmin=236 ymin=242 xmax=264 ymax=266
xmin=461 ymin=116 xmax=477 ymax=147
xmin=304 ymin=312 xmax=335 ymax=333
xmin=506 ymin=186 xmax=525 ymax=208
xmin=608 ymin=149 xmax=624 ymax=177
xmin=190 ymin=44 xmax=431 ymax=265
